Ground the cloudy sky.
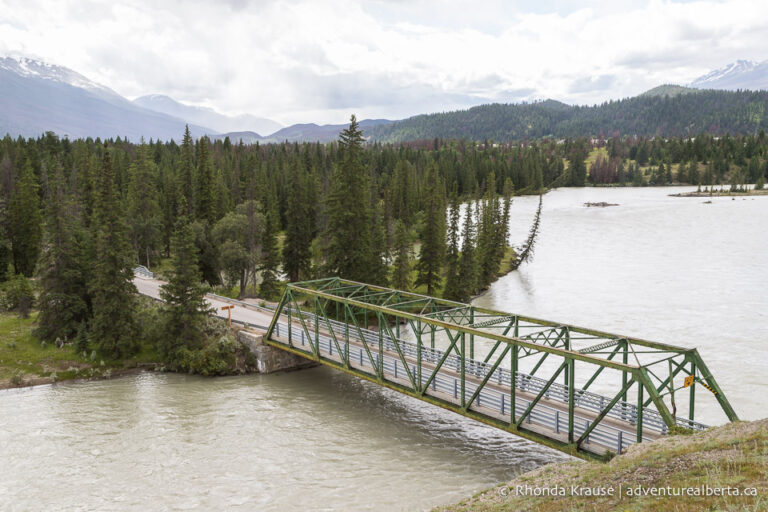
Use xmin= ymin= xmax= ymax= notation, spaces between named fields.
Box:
xmin=1 ymin=0 xmax=767 ymax=125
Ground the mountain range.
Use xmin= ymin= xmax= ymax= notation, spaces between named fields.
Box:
xmin=1 ymin=55 xmax=768 ymax=144
xmin=0 ymin=55 xmax=384 ymax=144
xmin=132 ymin=94 xmax=283 ymax=137
xmin=689 ymin=59 xmax=768 ymax=90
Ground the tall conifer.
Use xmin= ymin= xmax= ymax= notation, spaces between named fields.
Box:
xmin=414 ymin=163 xmax=445 ymax=295
xmin=325 ymin=115 xmax=372 ymax=281
xmin=90 ymin=146 xmax=137 ymax=358
xmin=8 ymin=160 xmax=42 ymax=276
xmin=160 ymin=200 xmax=210 ymax=360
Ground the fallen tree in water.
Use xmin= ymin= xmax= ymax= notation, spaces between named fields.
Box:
xmin=510 ymin=195 xmax=542 ymax=271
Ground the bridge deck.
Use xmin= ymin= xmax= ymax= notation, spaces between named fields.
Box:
xmin=268 ymin=316 xmax=659 ymax=457
xmin=134 ymin=274 xmax=731 ymax=460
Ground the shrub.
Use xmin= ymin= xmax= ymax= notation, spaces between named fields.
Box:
xmin=755 ymin=177 xmax=765 ymax=190
xmin=10 ymin=370 xmax=24 ymax=386
xmin=1 ymin=274 xmax=35 ymax=317
xmin=172 ymin=334 xmax=240 ymax=376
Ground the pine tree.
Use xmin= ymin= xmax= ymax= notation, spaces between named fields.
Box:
xmin=282 ymin=161 xmax=312 ymax=282
xmin=7 ymin=160 xmax=42 ymax=276
xmin=414 ymin=163 xmax=445 ymax=295
xmin=90 ymin=146 xmax=137 ymax=358
xmin=325 ymin=115 xmax=372 ymax=281
xmin=442 ymin=183 xmax=462 ymax=301
xmin=390 ymin=220 xmax=411 ymax=291
xmin=36 ymin=165 xmax=90 ymax=342
xmin=159 ymin=202 xmax=211 ymax=360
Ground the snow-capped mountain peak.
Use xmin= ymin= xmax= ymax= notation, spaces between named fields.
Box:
xmin=0 ymin=55 xmax=121 ymax=99
xmin=689 ymin=59 xmax=768 ymax=90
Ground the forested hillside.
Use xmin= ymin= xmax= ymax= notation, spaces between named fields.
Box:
xmin=369 ymin=90 xmax=768 ymax=142
xmin=1 ymin=119 xmax=767 ymax=368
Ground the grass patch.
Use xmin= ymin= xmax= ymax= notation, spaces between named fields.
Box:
xmin=0 ymin=310 xmax=160 ymax=388
xmin=0 ymin=312 xmax=89 ymax=382
xmin=585 ymin=147 xmax=609 ymax=168
xmin=434 ymin=418 xmax=768 ymax=511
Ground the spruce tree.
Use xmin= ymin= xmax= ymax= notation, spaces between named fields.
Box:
xmin=368 ymin=184 xmax=389 ymax=286
xmin=476 ymin=172 xmax=501 ymax=289
xmin=390 ymin=220 xmax=411 ymax=291
xmin=36 ymin=165 xmax=90 ymax=342
xmin=8 ymin=160 xmax=42 ymax=276
xmin=282 ymin=161 xmax=312 ymax=282
xmin=127 ymin=143 xmax=160 ymax=268
xmin=442 ymin=183 xmax=462 ymax=301
xmin=90 ymin=146 xmax=137 ymax=358
xmin=179 ymin=125 xmax=195 ymax=215
xmin=325 ymin=115 xmax=372 ymax=281
xmin=456 ymin=204 xmax=477 ymax=302
xmin=74 ymin=321 xmax=90 ymax=355
xmin=160 ymin=202 xmax=211 ymax=360
xmin=0 ymin=195 xmax=10 ymax=282
xmin=414 ymin=163 xmax=445 ymax=295
xmin=259 ymin=199 xmax=281 ymax=299
xmin=195 ymin=137 xmax=216 ymax=224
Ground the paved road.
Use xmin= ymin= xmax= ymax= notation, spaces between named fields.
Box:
xmin=133 ymin=276 xmax=276 ymax=329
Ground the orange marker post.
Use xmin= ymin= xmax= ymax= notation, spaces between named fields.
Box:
xmin=221 ymin=305 xmax=235 ymax=327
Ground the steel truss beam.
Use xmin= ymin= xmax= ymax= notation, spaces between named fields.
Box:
xmin=264 ymin=278 xmax=739 ymax=460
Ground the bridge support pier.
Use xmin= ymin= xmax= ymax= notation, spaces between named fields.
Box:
xmin=237 ymin=330 xmax=317 ymax=374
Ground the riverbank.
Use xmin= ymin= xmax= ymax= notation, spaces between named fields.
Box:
xmin=0 ymin=301 xmax=264 ymax=390
xmin=0 ymin=311 xmax=160 ymax=390
xmin=670 ymin=188 xmax=768 ymax=198
xmin=436 ymin=418 xmax=768 ymax=511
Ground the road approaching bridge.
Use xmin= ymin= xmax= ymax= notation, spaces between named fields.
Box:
xmin=134 ymin=273 xmax=738 ymax=460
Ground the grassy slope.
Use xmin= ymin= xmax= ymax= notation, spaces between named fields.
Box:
xmin=436 ymin=419 xmax=768 ymax=511
xmin=0 ymin=311 xmax=158 ymax=388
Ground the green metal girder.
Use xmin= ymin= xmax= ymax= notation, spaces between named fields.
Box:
xmin=577 ymin=378 xmax=636 ymax=448
xmin=264 ymin=337 xmax=599 ymax=460
xmin=284 ymin=283 xmax=638 ymax=372
xmin=289 ymin=277 xmax=693 ymax=355
xmin=263 ymin=278 xmax=739 ymax=457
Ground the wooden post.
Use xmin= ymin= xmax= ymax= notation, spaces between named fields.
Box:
xmin=221 ymin=305 xmax=234 ymax=327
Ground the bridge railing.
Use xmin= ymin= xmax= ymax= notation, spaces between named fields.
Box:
xmin=133 ymin=265 xmax=154 ymax=279
xmin=264 ymin=277 xmax=737 ymax=459
xmin=274 ymin=315 xmax=653 ymax=456
xmin=279 ymin=305 xmax=708 ymax=433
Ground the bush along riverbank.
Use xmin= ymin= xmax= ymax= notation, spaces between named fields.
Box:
xmin=0 ymin=298 xmax=260 ymax=390
xmin=435 ymin=418 xmax=768 ymax=512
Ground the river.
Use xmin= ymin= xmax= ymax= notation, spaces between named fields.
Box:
xmin=1 ymin=186 xmax=766 ymax=511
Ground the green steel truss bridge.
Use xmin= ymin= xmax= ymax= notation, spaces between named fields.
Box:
xmin=264 ymin=277 xmax=738 ymax=460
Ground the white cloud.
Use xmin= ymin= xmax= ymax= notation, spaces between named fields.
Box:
xmin=1 ymin=0 xmax=768 ymax=124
